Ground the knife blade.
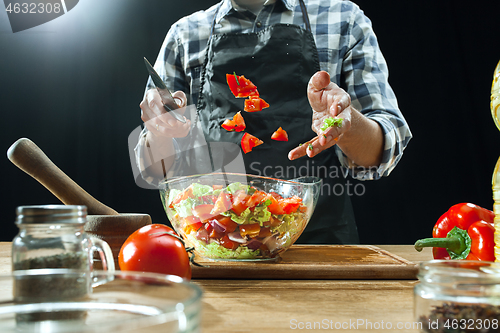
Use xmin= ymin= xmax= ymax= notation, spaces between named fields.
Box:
xmin=144 ymin=57 xmax=186 ymax=123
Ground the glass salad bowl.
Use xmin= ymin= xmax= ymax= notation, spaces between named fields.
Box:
xmin=159 ymin=173 xmax=322 ymax=261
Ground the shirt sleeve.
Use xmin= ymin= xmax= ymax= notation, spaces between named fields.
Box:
xmin=334 ymin=5 xmax=412 ymax=181
xmin=133 ymin=127 xmax=184 ymax=187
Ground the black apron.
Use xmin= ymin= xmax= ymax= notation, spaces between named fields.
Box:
xmin=195 ymin=0 xmax=359 ymax=244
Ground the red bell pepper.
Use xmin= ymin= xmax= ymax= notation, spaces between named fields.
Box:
xmin=414 ymin=203 xmax=495 ymax=261
xmin=221 ymin=111 xmax=246 ymax=132
xmin=226 ymin=73 xmax=259 ymax=98
xmin=271 ymin=127 xmax=288 ymax=141
xmin=244 ymin=96 xmax=269 ymax=112
xmin=241 ymin=132 xmax=263 ymax=154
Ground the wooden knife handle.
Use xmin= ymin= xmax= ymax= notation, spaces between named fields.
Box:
xmin=7 ymin=138 xmax=119 ymax=216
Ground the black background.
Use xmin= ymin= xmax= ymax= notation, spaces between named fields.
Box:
xmin=1 ymin=1 xmax=499 ymax=245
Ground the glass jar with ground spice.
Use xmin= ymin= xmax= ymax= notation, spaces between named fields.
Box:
xmin=11 ymin=205 xmax=115 ymax=324
xmin=415 ymin=260 xmax=500 ymax=333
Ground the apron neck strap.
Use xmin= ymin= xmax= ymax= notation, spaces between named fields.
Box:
xmin=210 ymin=0 xmax=311 ymax=38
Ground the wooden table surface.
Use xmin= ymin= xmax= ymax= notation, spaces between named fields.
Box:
xmin=0 ymin=243 xmax=432 ymax=333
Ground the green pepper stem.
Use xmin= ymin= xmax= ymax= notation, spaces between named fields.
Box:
xmin=414 ymin=237 xmax=462 ymax=252
xmin=414 ymin=227 xmax=472 ymax=260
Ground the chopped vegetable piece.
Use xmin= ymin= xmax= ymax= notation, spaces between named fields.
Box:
xmin=221 ymin=111 xmax=246 ymax=132
xmin=192 ymin=204 xmax=216 ymax=221
xmin=241 ymin=133 xmax=264 ymax=154
xmin=320 ymin=117 xmax=343 ymax=131
xmin=240 ymin=224 xmax=261 ymax=238
xmin=210 ymin=191 xmax=232 ymax=215
xmin=244 ymin=96 xmax=269 ymax=112
xmin=271 ymin=127 xmax=288 ymax=141
xmin=226 ymin=73 xmax=259 ymax=98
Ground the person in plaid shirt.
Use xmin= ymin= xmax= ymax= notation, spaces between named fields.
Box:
xmin=135 ymin=0 xmax=411 ymax=244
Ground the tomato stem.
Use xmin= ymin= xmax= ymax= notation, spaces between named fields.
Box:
xmin=149 ymin=231 xmax=206 ymax=267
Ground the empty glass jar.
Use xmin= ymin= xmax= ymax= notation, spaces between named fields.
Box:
xmin=414 ymin=260 xmax=500 ymax=332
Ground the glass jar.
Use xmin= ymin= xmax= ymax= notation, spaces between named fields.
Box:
xmin=11 ymin=205 xmax=115 ymax=325
xmin=414 ymin=260 xmax=500 ymax=332
xmin=12 ymin=205 xmax=114 ymax=273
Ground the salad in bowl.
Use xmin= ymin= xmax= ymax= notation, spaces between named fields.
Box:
xmin=159 ymin=173 xmax=321 ymax=261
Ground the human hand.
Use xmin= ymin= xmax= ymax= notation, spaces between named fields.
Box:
xmin=288 ymin=71 xmax=352 ymax=160
xmin=140 ymin=89 xmax=191 ymax=138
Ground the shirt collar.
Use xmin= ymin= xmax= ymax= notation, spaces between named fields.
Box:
xmin=215 ymin=0 xmax=296 ymax=23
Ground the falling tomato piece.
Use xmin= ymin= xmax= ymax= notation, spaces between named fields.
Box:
xmin=221 ymin=111 xmax=246 ymax=132
xmin=271 ymin=127 xmax=288 ymax=141
xmin=226 ymin=73 xmax=259 ymax=98
xmin=241 ymin=133 xmax=264 ymax=154
xmin=244 ymin=96 xmax=269 ymax=112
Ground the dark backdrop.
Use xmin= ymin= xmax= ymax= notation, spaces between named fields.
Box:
xmin=1 ymin=1 xmax=500 ymax=244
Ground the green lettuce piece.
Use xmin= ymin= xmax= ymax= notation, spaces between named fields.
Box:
xmin=226 ymin=182 xmax=249 ymax=194
xmin=167 ymin=189 xmax=181 ymax=206
xmin=251 ymin=203 xmax=271 ymax=226
xmin=174 ymin=197 xmax=195 ymax=218
xmin=320 ymin=117 xmax=343 ymax=131
xmin=191 ymin=183 xmax=213 ymax=197
xmin=222 ymin=208 xmax=251 ymax=224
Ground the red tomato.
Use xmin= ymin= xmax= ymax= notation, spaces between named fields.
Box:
xmin=226 ymin=73 xmax=259 ymax=98
xmin=118 ymin=224 xmax=192 ymax=280
xmin=271 ymin=127 xmax=288 ymax=141
xmin=244 ymin=96 xmax=269 ymax=112
xmin=221 ymin=111 xmax=246 ymax=132
xmin=241 ymin=133 xmax=264 ymax=154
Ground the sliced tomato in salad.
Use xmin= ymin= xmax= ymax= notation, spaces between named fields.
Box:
xmin=241 ymin=133 xmax=264 ymax=154
xmin=281 ymin=196 xmax=303 ymax=214
xmin=265 ymin=194 xmax=285 ymax=215
xmin=192 ymin=204 xmax=215 ymax=221
xmin=215 ymin=215 xmax=238 ymax=233
xmin=271 ymin=127 xmax=288 ymax=141
xmin=244 ymin=96 xmax=269 ymax=112
xmin=226 ymin=73 xmax=259 ymax=98
xmin=170 ymin=185 xmax=194 ymax=208
xmin=210 ymin=191 xmax=232 ymax=215
xmin=231 ymin=190 xmax=250 ymax=215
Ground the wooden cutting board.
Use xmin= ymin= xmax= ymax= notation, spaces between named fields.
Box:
xmin=191 ymin=245 xmax=418 ymax=280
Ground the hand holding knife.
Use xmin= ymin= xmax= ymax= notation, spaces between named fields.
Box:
xmin=144 ymin=57 xmax=186 ymax=123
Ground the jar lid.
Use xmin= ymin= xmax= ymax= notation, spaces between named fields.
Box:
xmin=15 ymin=205 xmax=87 ymax=224
xmin=418 ymin=260 xmax=500 ymax=296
